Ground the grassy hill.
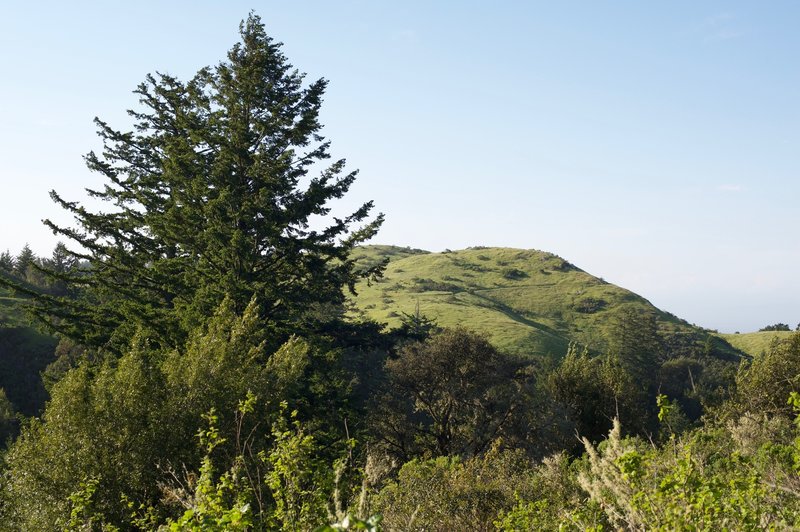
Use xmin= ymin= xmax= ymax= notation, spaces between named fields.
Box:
xmin=715 ymin=331 xmax=794 ymax=357
xmin=352 ymin=245 xmax=741 ymax=359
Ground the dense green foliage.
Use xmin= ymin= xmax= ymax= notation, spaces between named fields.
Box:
xmin=0 ymin=297 xmax=354 ymax=529
xmin=371 ymin=328 xmax=536 ymax=460
xmin=361 ymin=332 xmax=800 ymax=530
xmin=731 ymin=332 xmax=800 ymax=417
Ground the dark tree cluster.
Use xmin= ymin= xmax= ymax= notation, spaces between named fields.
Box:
xmin=760 ymin=323 xmax=792 ymax=332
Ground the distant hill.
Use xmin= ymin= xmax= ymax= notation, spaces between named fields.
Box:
xmin=352 ymin=245 xmax=743 ymax=359
xmin=715 ymin=331 xmax=794 ymax=358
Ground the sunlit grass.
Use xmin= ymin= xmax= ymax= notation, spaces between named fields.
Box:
xmin=351 ymin=246 xmax=701 ymax=358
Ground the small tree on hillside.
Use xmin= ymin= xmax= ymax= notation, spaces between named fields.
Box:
xmin=395 ymin=301 xmax=439 ymax=342
xmin=607 ymin=307 xmax=663 ymax=396
xmin=42 ymin=242 xmax=79 ymax=297
xmin=0 ymin=251 xmax=14 ymax=273
xmin=13 ymin=245 xmax=34 ymax=280
xmin=547 ymin=344 xmax=646 ymax=446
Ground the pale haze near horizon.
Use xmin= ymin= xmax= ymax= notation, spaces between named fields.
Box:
xmin=1 ymin=2 xmax=798 ymax=333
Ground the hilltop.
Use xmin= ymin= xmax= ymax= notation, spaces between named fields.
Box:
xmin=351 ymin=245 xmax=742 ymax=359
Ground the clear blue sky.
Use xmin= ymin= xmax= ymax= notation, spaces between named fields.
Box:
xmin=1 ymin=2 xmax=798 ymax=332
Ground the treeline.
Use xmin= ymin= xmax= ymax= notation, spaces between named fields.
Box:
xmin=0 ymin=243 xmax=82 ymax=298
xmin=760 ymin=322 xmax=798 ymax=332
xmin=1 ymin=14 xmax=799 ymax=530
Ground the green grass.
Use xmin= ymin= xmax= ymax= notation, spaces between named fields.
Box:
xmin=715 ymin=331 xmax=795 ymax=357
xmin=351 ymin=246 xmax=713 ymax=358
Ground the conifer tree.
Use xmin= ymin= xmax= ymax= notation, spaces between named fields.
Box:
xmin=0 ymin=251 xmax=14 ymax=273
xmin=14 ymin=14 xmax=383 ymax=350
xmin=13 ymin=244 xmax=34 ymax=279
xmin=49 ymin=243 xmax=75 ymax=275
xmin=607 ymin=307 xmax=663 ymax=393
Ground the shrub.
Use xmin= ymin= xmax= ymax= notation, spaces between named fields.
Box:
xmin=501 ymin=268 xmax=528 ymax=280
xmin=575 ymin=298 xmax=606 ymax=313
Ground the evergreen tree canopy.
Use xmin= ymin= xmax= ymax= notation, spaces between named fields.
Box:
xmin=22 ymin=14 xmax=383 ymax=350
xmin=13 ymin=244 xmax=34 ymax=278
xmin=0 ymin=251 xmax=14 ymax=273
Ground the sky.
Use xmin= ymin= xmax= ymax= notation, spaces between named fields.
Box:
xmin=1 ymin=1 xmax=798 ymax=333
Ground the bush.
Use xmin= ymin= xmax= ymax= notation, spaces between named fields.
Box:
xmin=371 ymin=328 xmax=532 ymax=460
xmin=374 ymin=446 xmax=534 ymax=531
xmin=410 ymin=278 xmax=461 ymax=293
xmin=574 ymin=298 xmax=606 ymax=313
xmin=734 ymin=332 xmax=800 ymax=417
xmin=501 ymin=268 xmax=528 ymax=280
xmin=760 ymin=323 xmax=791 ymax=332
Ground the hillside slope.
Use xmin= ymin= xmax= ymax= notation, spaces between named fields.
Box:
xmin=716 ymin=331 xmax=794 ymax=357
xmin=352 ymin=246 xmax=740 ymax=359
